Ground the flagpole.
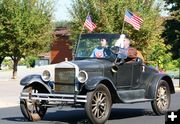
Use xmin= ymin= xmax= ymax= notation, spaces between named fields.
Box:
xmin=73 ymin=12 xmax=89 ymax=60
xmin=121 ymin=20 xmax=125 ymax=34
xmin=73 ymin=25 xmax=85 ymax=60
xmin=121 ymin=9 xmax=127 ymax=34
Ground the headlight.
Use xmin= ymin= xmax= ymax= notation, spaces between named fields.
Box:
xmin=41 ymin=70 xmax=51 ymax=82
xmin=78 ymin=70 xmax=88 ymax=83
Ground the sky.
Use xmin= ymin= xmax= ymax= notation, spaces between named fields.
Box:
xmin=53 ymin=0 xmax=169 ymax=21
xmin=53 ymin=0 xmax=71 ymax=21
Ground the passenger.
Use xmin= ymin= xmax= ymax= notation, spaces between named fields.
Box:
xmin=90 ymin=38 xmax=111 ymax=58
xmin=115 ymin=34 xmax=144 ymax=63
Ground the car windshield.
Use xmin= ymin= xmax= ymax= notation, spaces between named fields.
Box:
xmin=75 ymin=34 xmax=121 ymax=59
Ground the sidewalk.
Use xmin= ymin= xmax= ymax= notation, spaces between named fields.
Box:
xmin=0 ymin=65 xmax=56 ymax=108
xmin=0 ymin=79 xmax=22 ymax=108
xmin=0 ymin=64 xmax=56 ymax=80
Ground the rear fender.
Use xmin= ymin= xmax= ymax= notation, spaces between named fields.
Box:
xmin=20 ymin=74 xmax=52 ymax=93
xmin=145 ymin=74 xmax=175 ymax=99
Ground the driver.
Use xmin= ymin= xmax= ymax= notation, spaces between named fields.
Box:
xmin=90 ymin=38 xmax=111 ymax=58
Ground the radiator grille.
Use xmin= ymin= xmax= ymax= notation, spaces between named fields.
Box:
xmin=55 ymin=68 xmax=75 ymax=93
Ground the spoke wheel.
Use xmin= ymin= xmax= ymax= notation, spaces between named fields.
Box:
xmin=20 ymin=86 xmax=47 ymax=121
xmin=85 ymin=84 xmax=112 ymax=124
xmin=151 ymin=80 xmax=171 ymax=115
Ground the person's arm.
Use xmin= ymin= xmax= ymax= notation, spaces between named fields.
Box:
xmin=137 ymin=50 xmax=145 ymax=62
xmin=90 ymin=49 xmax=96 ymax=57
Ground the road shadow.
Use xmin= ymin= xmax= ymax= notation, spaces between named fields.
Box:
xmin=1 ymin=117 xmax=25 ymax=122
xmin=43 ymin=108 xmax=155 ymax=123
xmin=44 ymin=109 xmax=89 ymax=124
xmin=1 ymin=108 xmax=155 ymax=124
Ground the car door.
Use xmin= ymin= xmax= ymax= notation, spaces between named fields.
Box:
xmin=116 ymin=63 xmax=133 ymax=89
xmin=116 ymin=62 xmax=142 ymax=90
xmin=131 ymin=62 xmax=142 ymax=89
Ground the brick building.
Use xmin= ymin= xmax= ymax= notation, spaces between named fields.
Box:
xmin=51 ymin=27 xmax=73 ymax=64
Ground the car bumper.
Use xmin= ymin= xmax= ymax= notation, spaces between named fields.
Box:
xmin=20 ymin=92 xmax=87 ymax=105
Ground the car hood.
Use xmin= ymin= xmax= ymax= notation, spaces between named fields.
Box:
xmin=72 ymin=59 xmax=112 ymax=77
xmin=72 ymin=59 xmax=109 ymax=70
xmin=55 ymin=59 xmax=113 ymax=77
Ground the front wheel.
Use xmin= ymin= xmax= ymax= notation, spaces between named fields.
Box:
xmin=85 ymin=84 xmax=112 ymax=124
xmin=151 ymin=80 xmax=171 ymax=115
xmin=20 ymin=86 xmax=47 ymax=121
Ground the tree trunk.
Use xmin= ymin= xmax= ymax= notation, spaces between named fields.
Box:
xmin=0 ymin=57 xmax=4 ymax=70
xmin=12 ymin=58 xmax=20 ymax=79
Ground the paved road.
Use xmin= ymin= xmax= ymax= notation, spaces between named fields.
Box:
xmin=0 ymin=92 xmax=180 ymax=124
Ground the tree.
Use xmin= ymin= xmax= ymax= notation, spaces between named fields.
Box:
xmin=162 ymin=0 xmax=180 ymax=59
xmin=69 ymin=0 xmax=172 ymax=69
xmin=0 ymin=0 xmax=54 ymax=78
xmin=0 ymin=57 xmax=4 ymax=70
xmin=0 ymin=46 xmax=6 ymax=69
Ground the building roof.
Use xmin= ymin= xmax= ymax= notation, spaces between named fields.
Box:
xmin=54 ymin=27 xmax=70 ymax=36
xmin=38 ymin=52 xmax=50 ymax=58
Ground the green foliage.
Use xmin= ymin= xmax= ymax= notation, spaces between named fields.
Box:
xmin=0 ymin=0 xmax=55 ymax=78
xmin=17 ymin=55 xmax=39 ymax=67
xmin=165 ymin=59 xmax=180 ymax=71
xmin=25 ymin=55 xmax=39 ymax=67
xmin=0 ymin=0 xmax=54 ymax=57
xmin=2 ymin=58 xmax=13 ymax=70
xmin=162 ymin=0 xmax=180 ymax=59
xmin=69 ymin=0 xmax=172 ymax=69
xmin=147 ymin=41 xmax=172 ymax=70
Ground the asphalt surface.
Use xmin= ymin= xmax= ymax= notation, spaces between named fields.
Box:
xmin=0 ymin=92 xmax=180 ymax=124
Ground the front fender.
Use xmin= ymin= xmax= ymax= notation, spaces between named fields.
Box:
xmin=145 ymin=73 xmax=175 ymax=99
xmin=85 ymin=76 xmax=121 ymax=103
xmin=85 ymin=76 xmax=114 ymax=91
xmin=20 ymin=74 xmax=52 ymax=93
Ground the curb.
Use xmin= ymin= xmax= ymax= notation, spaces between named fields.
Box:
xmin=175 ymin=87 xmax=180 ymax=93
xmin=0 ymin=103 xmax=19 ymax=108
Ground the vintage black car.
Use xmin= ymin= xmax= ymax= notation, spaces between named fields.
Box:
xmin=20 ymin=33 xmax=175 ymax=124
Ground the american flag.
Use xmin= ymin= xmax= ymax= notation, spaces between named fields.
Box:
xmin=84 ymin=15 xmax=97 ymax=32
xmin=124 ymin=10 xmax=143 ymax=30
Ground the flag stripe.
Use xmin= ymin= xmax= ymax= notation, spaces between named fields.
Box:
xmin=124 ymin=10 xmax=143 ymax=30
xmin=85 ymin=21 xmax=96 ymax=30
xmin=124 ymin=16 xmax=141 ymax=30
xmin=125 ymin=16 xmax=141 ymax=30
xmin=84 ymin=15 xmax=96 ymax=32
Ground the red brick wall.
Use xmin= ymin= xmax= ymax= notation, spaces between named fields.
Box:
xmin=51 ymin=36 xmax=72 ymax=64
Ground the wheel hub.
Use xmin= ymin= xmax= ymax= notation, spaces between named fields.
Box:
xmin=92 ymin=91 xmax=107 ymax=118
xmin=157 ymin=86 xmax=168 ymax=110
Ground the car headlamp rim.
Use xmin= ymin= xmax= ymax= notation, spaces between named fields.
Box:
xmin=78 ymin=70 xmax=88 ymax=83
xmin=41 ymin=70 xmax=51 ymax=82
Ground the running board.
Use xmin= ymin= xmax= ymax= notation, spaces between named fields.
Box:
xmin=117 ymin=89 xmax=152 ymax=103
xmin=122 ymin=98 xmax=152 ymax=103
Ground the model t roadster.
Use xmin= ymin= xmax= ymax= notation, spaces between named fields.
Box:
xmin=20 ymin=33 xmax=175 ymax=124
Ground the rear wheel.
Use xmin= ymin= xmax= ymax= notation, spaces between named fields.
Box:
xmin=20 ymin=86 xmax=47 ymax=121
xmin=85 ymin=84 xmax=112 ymax=124
xmin=151 ymin=80 xmax=171 ymax=115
